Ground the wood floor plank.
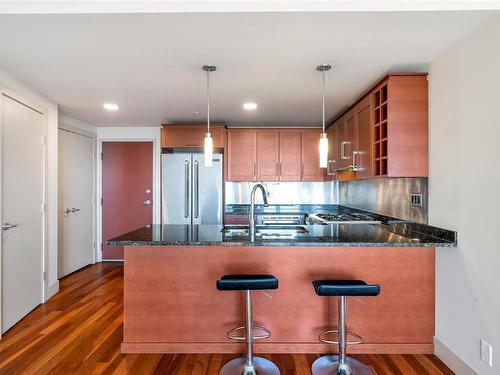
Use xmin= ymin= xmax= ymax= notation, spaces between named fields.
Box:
xmin=0 ymin=263 xmax=455 ymax=375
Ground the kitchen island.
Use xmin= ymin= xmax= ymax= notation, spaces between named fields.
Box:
xmin=108 ymin=222 xmax=456 ymax=355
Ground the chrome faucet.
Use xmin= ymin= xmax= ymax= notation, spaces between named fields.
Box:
xmin=249 ymin=183 xmax=269 ymax=240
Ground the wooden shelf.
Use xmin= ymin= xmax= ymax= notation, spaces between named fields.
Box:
xmin=373 ymin=84 xmax=388 ymax=176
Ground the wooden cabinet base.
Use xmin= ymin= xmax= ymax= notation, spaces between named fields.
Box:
xmin=123 ymin=245 xmax=435 ymax=354
xmin=121 ymin=342 xmax=434 ymax=354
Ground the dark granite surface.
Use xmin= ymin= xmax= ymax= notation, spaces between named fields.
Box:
xmin=107 ymin=222 xmax=457 ymax=248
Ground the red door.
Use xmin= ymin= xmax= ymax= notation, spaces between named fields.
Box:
xmin=102 ymin=142 xmax=153 ymax=260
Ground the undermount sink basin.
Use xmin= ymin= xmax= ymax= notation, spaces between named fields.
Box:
xmin=221 ymin=225 xmax=309 ymax=238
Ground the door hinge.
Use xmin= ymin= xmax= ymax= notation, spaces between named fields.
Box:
xmin=100 ymin=198 xmax=103 ymax=206
xmin=42 ymin=271 xmax=47 ymax=282
xmin=40 ymin=203 xmax=46 ymax=214
xmin=40 ymin=135 xmax=46 ymax=145
xmin=100 ymin=152 xmax=103 ymax=160
xmin=92 ymin=152 xmax=96 ymax=160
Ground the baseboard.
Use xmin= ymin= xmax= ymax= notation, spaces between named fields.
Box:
xmin=101 ymin=259 xmax=124 ymax=262
xmin=44 ymin=280 xmax=59 ymax=302
xmin=122 ymin=342 xmax=434 ymax=354
xmin=435 ymin=337 xmax=477 ymax=375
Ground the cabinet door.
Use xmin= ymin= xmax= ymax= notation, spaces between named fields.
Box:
xmin=226 ymin=129 xmax=257 ymax=181
xmin=355 ymin=96 xmax=372 ymax=178
xmin=279 ymin=131 xmax=302 ymax=181
xmin=161 ymin=124 xmax=225 ymax=148
xmin=301 ymin=130 xmax=325 ymax=181
xmin=336 ymin=117 xmax=348 ymax=169
xmin=345 ymin=112 xmax=356 ymax=168
xmin=256 ymin=130 xmax=279 ymax=181
xmin=325 ymin=124 xmax=338 ymax=180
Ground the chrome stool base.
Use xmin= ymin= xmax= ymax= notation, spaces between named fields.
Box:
xmin=220 ymin=357 xmax=280 ymax=375
xmin=311 ymin=355 xmax=373 ymax=375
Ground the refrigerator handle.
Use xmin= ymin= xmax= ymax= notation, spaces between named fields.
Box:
xmin=184 ymin=160 xmax=189 ymax=218
xmin=194 ymin=160 xmax=199 ymax=218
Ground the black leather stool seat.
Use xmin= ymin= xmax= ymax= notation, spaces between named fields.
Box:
xmin=217 ymin=275 xmax=278 ymax=291
xmin=313 ymin=279 xmax=380 ymax=297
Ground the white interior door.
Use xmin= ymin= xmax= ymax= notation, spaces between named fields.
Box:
xmin=58 ymin=128 xmax=94 ymax=278
xmin=1 ymin=94 xmax=44 ymax=334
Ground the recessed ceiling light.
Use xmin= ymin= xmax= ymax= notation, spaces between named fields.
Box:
xmin=243 ymin=102 xmax=258 ymax=110
xmin=103 ymin=103 xmax=119 ymax=111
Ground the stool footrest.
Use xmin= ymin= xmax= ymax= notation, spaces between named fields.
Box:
xmin=227 ymin=325 xmax=271 ymax=341
xmin=318 ymin=329 xmax=364 ymax=345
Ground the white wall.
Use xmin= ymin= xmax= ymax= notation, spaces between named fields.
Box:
xmin=0 ymin=68 xmax=60 ymax=301
xmin=429 ymin=15 xmax=500 ymax=375
xmin=59 ymin=113 xmax=97 ymax=135
xmin=96 ymin=126 xmax=161 ymax=260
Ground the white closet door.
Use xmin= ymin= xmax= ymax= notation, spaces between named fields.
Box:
xmin=58 ymin=128 xmax=94 ymax=278
xmin=1 ymin=94 xmax=44 ymax=333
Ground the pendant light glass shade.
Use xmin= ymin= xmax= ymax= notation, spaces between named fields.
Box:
xmin=204 ymin=132 xmax=213 ymax=166
xmin=316 ymin=64 xmax=331 ymax=169
xmin=319 ymin=132 xmax=328 ymax=168
xmin=203 ymin=65 xmax=216 ymax=166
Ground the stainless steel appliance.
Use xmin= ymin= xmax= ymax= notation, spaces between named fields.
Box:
xmin=162 ymin=152 xmax=223 ymax=224
xmin=261 ymin=215 xmax=304 ymax=225
xmin=306 ymin=212 xmax=381 ymax=225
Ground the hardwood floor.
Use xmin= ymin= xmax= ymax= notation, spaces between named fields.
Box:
xmin=0 ymin=263 xmax=454 ymax=374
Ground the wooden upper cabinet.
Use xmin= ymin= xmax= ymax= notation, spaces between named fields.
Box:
xmin=372 ymin=75 xmax=428 ymax=177
xmin=161 ymin=124 xmax=225 ymax=148
xmin=226 ymin=129 xmax=257 ymax=181
xmin=325 ymin=117 xmax=342 ymax=180
xmin=278 ymin=131 xmax=302 ymax=181
xmin=301 ymin=129 xmax=325 ymax=181
xmin=327 ymin=73 xmax=428 ymax=179
xmin=226 ymin=128 xmax=323 ymax=182
xmin=256 ymin=131 xmax=279 ymax=181
xmin=354 ymin=96 xmax=372 ymax=179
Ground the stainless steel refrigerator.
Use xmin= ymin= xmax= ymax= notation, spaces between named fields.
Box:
xmin=161 ymin=152 xmax=223 ymax=225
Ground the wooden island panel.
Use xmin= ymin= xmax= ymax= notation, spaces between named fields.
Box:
xmin=122 ymin=245 xmax=435 ymax=354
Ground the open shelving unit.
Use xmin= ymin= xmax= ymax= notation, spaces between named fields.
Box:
xmin=373 ymin=84 xmax=388 ymax=176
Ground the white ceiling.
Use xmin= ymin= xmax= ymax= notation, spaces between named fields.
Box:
xmin=0 ymin=11 xmax=498 ymax=126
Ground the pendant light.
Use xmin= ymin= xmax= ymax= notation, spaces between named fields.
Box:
xmin=203 ymin=64 xmax=216 ymax=166
xmin=316 ymin=64 xmax=331 ymax=168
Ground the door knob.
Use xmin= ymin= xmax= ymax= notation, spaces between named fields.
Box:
xmin=71 ymin=208 xmax=81 ymax=213
xmin=143 ymin=200 xmax=151 ymax=206
xmin=64 ymin=208 xmax=72 ymax=214
xmin=2 ymin=222 xmax=18 ymax=231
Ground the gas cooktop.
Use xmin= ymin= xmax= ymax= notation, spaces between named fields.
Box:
xmin=306 ymin=212 xmax=382 ymax=225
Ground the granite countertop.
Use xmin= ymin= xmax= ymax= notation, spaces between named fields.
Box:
xmin=107 ymin=222 xmax=457 ymax=248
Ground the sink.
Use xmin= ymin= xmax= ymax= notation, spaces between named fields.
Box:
xmin=221 ymin=225 xmax=309 ymax=238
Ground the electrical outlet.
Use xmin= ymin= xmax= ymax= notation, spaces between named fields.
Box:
xmin=481 ymin=339 xmax=493 ymax=367
xmin=409 ymin=193 xmax=423 ymax=207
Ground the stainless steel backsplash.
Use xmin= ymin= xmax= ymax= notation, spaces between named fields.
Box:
xmin=338 ymin=178 xmax=428 ymax=223
xmin=225 ymin=181 xmax=338 ymax=205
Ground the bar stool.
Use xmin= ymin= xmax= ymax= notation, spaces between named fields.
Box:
xmin=216 ymin=274 xmax=280 ymax=375
xmin=311 ymin=279 xmax=380 ymax=375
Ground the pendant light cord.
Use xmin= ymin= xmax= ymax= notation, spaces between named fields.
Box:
xmin=322 ymin=69 xmax=325 ymax=133
xmin=206 ymin=69 xmax=211 ymax=134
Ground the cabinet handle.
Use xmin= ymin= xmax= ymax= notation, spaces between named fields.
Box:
xmin=352 ymin=151 xmax=360 ymax=171
xmin=253 ymin=162 xmax=256 ymax=180
xmin=279 ymin=162 xmax=282 ymax=176
xmin=327 ymin=160 xmax=336 ymax=176
xmin=301 ymin=162 xmax=304 ymax=180
xmin=341 ymin=141 xmax=347 ymax=160
xmin=184 ymin=160 xmax=189 ymax=218
xmin=194 ymin=160 xmax=199 ymax=218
